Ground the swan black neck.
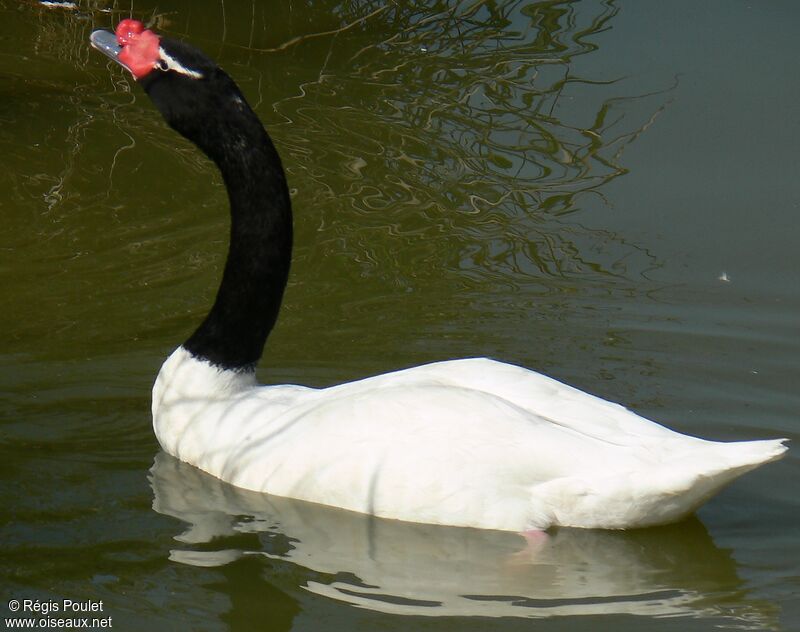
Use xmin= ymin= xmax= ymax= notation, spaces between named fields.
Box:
xmin=142 ymin=59 xmax=292 ymax=371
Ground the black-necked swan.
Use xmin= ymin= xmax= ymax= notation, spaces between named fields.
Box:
xmin=90 ymin=20 xmax=787 ymax=532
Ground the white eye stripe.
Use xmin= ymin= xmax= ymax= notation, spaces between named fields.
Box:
xmin=158 ymin=47 xmax=204 ymax=79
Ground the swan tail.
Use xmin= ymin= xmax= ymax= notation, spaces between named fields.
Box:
xmin=705 ymin=437 xmax=788 ymax=472
xmin=691 ymin=437 xmax=788 ymax=487
xmin=648 ymin=437 xmax=789 ymax=523
xmin=539 ymin=438 xmax=788 ymax=530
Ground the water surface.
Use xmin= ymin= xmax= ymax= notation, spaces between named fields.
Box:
xmin=2 ymin=1 xmax=798 ymax=630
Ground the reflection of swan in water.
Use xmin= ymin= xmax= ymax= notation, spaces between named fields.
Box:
xmin=150 ymin=453 xmax=777 ymax=624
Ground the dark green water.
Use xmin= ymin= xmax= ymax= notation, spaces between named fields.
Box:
xmin=2 ymin=1 xmax=798 ymax=630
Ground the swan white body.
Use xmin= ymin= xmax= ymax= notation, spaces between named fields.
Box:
xmin=153 ymin=346 xmax=787 ymax=531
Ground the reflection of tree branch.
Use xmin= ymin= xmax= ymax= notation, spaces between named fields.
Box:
xmin=229 ymin=4 xmax=391 ymax=53
xmin=262 ymin=0 xmax=674 ymax=290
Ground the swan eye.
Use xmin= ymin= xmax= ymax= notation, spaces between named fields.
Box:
xmin=156 ymin=48 xmax=205 ymax=80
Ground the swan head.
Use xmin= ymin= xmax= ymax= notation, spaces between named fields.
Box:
xmin=90 ymin=20 xmax=251 ymax=148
